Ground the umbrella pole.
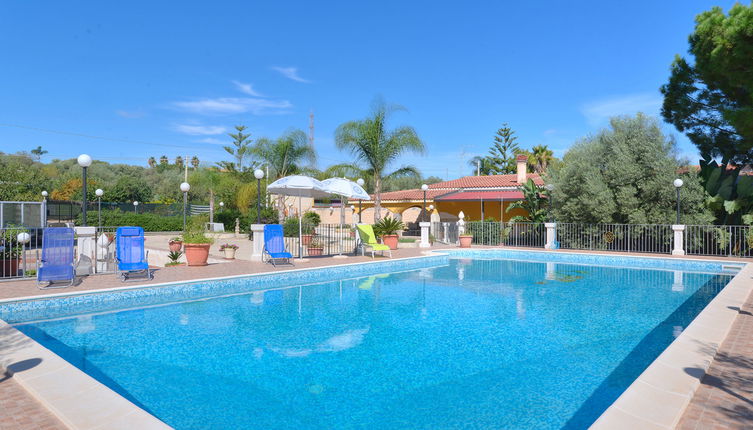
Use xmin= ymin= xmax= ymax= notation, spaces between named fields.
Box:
xmin=298 ymin=197 xmax=303 ymax=259
xmin=338 ymin=204 xmax=344 ymax=255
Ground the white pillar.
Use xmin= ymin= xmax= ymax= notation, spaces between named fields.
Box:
xmin=544 ymin=222 xmax=557 ymax=249
xmin=671 ymin=224 xmax=685 ymax=255
xmin=419 ymin=222 xmax=431 ymax=248
xmin=74 ymin=226 xmax=96 ymax=276
xmin=251 ymin=224 xmax=265 ymax=262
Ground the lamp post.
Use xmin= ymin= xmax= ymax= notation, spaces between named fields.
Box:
xmin=219 ymin=201 xmax=224 ymax=211
xmin=95 ymin=189 xmax=103 ymax=228
xmin=254 ymin=169 xmax=265 ymax=224
xmin=41 ymin=190 xmax=48 ymax=201
xmin=545 ymin=183 xmax=555 ymax=222
xmin=133 ymin=201 xmax=139 ymax=213
xmin=673 ymin=178 xmax=683 ymax=224
xmin=180 ymin=182 xmax=190 ymax=230
xmin=17 ymin=232 xmax=30 ymax=277
xmin=77 ymin=154 xmax=92 ymax=226
xmin=356 ymin=178 xmax=365 ymax=223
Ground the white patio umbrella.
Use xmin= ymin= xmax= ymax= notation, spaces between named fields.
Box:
xmin=267 ymin=175 xmax=332 ymax=259
xmin=322 ymin=178 xmax=371 ymax=255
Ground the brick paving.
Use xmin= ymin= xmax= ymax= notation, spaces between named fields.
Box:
xmin=677 ymin=288 xmax=753 ymax=430
xmin=0 ymin=374 xmax=65 ymax=430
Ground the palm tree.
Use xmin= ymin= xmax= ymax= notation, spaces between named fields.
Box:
xmin=468 ymin=156 xmax=494 ymax=175
xmin=529 ymin=145 xmax=554 ymax=174
xmin=175 ymin=156 xmax=184 ymax=168
xmin=147 ymin=156 xmax=156 ymax=168
xmin=30 ymin=146 xmax=48 ymax=161
xmin=335 ymin=99 xmax=425 ymax=220
xmin=506 ymin=178 xmax=549 ymax=222
xmin=159 ymin=155 xmax=168 ymax=166
xmin=253 ymin=129 xmax=317 ymax=213
xmin=191 ymin=156 xmax=200 ymax=168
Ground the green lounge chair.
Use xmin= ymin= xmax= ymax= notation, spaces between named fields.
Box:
xmin=356 ymin=224 xmax=392 ymax=258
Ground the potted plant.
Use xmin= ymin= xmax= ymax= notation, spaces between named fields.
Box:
xmin=182 ymin=219 xmax=214 ymax=266
xmin=219 ymin=243 xmax=239 ymax=259
xmin=0 ymin=225 xmax=28 ymax=278
xmin=373 ymin=216 xmax=404 ymax=250
xmin=459 ymin=232 xmax=473 ymax=248
xmin=301 ymin=211 xmax=321 ymax=246
xmin=307 ymin=237 xmax=324 ymax=257
xmin=168 ymin=236 xmax=183 ymax=252
xmin=165 ymin=250 xmax=183 ymax=267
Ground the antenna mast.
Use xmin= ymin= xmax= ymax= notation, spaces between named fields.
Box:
xmin=308 ymin=110 xmax=315 ymax=148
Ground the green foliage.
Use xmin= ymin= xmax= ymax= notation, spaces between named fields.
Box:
xmin=248 ymin=206 xmax=280 ymax=226
xmin=506 ymin=178 xmax=549 ymax=222
xmin=465 ymin=221 xmax=504 ymax=245
xmin=167 ymin=250 xmax=183 ymax=264
xmin=78 ymin=209 xmax=185 ymax=231
xmin=253 ymin=129 xmax=316 ymax=179
xmin=486 ymin=124 xmax=520 ymax=175
xmin=0 ymin=225 xmax=29 ymax=259
xmin=182 ymin=216 xmax=213 ymax=244
xmin=0 ymin=153 xmax=51 ymax=201
xmin=698 ymin=157 xmax=753 ymax=225
xmin=372 ymin=216 xmax=405 ymax=237
xmin=283 ymin=217 xmax=314 ymax=236
xmin=335 ymin=97 xmax=425 ymax=220
xmin=549 ymin=114 xmax=713 ymax=224
xmin=302 ymin=211 xmax=321 ymax=227
xmin=217 ymin=125 xmax=254 ymax=173
xmin=109 ymin=175 xmax=153 ymax=203
xmin=661 ymin=3 xmax=753 ymax=164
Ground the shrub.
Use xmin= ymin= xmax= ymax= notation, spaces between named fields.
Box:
xmin=303 ymin=211 xmax=321 ymax=227
xmin=373 ymin=216 xmax=405 ymax=237
xmin=182 ymin=216 xmax=213 ymax=244
xmin=283 ymin=217 xmax=315 ymax=236
xmin=77 ymin=209 xmax=185 ymax=231
xmin=247 ymin=206 xmax=280 ymax=226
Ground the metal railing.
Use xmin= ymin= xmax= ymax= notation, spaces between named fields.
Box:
xmin=0 ymin=201 xmax=45 ymax=228
xmin=282 ymin=223 xmax=357 ymax=258
xmin=685 ymin=225 xmax=753 ymax=257
xmin=557 ymin=223 xmax=673 ymax=254
xmin=502 ymin=223 xmax=546 ymax=247
xmin=0 ymin=226 xmax=43 ymax=280
xmin=432 ymin=222 xmax=459 ymax=244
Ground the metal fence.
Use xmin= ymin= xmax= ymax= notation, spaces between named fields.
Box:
xmin=463 ymin=222 xmax=546 ymax=247
xmin=282 ymin=223 xmax=357 ymax=258
xmin=557 ymin=223 xmax=673 ymax=254
xmin=432 ymin=222 xmax=459 ymax=244
xmin=0 ymin=201 xmax=45 ymax=228
xmin=685 ymin=225 xmax=753 ymax=257
xmin=46 ymin=200 xmax=192 ymax=224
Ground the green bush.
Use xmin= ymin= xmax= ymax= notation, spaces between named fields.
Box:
xmin=283 ymin=217 xmax=315 ymax=237
xmin=303 ymin=211 xmax=321 ymax=227
xmin=182 ymin=216 xmax=213 ymax=244
xmin=77 ymin=209 xmax=185 ymax=231
xmin=373 ymin=216 xmax=405 ymax=237
xmin=248 ymin=206 xmax=280 ymax=226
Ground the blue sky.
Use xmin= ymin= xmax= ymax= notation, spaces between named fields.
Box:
xmin=0 ymin=0 xmax=740 ymax=179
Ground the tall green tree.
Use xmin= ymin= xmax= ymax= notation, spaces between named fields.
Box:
xmin=486 ymin=124 xmax=520 ymax=174
xmin=253 ymin=129 xmax=317 ymax=214
xmin=335 ymin=99 xmax=425 ymax=220
xmin=549 ymin=114 xmax=712 ymax=224
xmin=468 ymin=155 xmax=494 ymax=175
xmin=219 ymin=125 xmax=254 ymax=173
xmin=661 ymin=3 xmax=753 ymax=164
xmin=529 ymin=145 xmax=555 ymax=174
xmin=30 ymin=146 xmax=47 ymax=161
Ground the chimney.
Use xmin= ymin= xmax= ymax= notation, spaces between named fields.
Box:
xmin=516 ymin=154 xmax=528 ymax=183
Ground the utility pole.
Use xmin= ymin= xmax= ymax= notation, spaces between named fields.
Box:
xmin=308 ymin=110 xmax=315 ymax=148
xmin=184 ymin=153 xmax=188 ymax=181
xmin=477 ymin=160 xmax=481 ymax=176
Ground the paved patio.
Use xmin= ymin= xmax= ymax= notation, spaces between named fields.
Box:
xmin=0 ymin=246 xmax=751 ymax=429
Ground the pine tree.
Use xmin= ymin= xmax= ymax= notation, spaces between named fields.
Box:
xmin=486 ymin=124 xmax=520 ymax=174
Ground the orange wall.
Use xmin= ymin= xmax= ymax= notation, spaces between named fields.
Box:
xmin=435 ymin=200 xmax=528 ymax=221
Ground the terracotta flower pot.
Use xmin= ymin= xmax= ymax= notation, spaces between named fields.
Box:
xmin=184 ymin=243 xmax=210 ymax=266
xmin=307 ymin=247 xmax=324 ymax=257
xmin=459 ymin=235 xmax=473 ymax=248
xmin=382 ymin=234 xmax=399 ymax=250
xmin=0 ymin=259 xmax=20 ymax=277
xmin=168 ymin=241 xmax=183 ymax=252
xmin=223 ymin=248 xmax=237 ymax=259
xmin=301 ymin=234 xmax=314 ymax=246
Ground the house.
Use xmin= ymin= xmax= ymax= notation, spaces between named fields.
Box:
xmin=354 ymin=155 xmax=544 ymax=224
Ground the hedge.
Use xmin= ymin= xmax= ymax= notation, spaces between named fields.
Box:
xmin=77 ymin=210 xmax=186 ymax=232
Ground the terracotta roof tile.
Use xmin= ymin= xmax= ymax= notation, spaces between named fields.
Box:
xmin=372 ymin=174 xmax=543 ymax=201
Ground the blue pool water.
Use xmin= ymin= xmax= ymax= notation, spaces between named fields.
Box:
xmin=7 ymin=255 xmax=734 ymax=429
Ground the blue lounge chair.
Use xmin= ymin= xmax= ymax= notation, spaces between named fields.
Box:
xmin=116 ymin=226 xmax=153 ymax=282
xmin=263 ymin=224 xmax=293 ymax=267
xmin=37 ymin=227 xmax=75 ymax=289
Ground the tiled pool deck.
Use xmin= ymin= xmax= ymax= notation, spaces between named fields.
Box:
xmin=0 ymin=246 xmax=751 ymax=429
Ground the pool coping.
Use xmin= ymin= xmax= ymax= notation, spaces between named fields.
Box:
xmin=0 ymin=248 xmax=750 ymax=429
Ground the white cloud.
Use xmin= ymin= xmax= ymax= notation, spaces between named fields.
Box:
xmin=195 ymin=137 xmax=226 ymax=145
xmin=116 ymin=110 xmax=144 ymax=119
xmin=231 ymin=80 xmax=265 ymax=97
xmin=271 ymin=66 xmax=311 ymax=83
xmin=581 ymin=93 xmax=663 ymax=126
xmin=172 ymin=97 xmax=292 ymax=115
xmin=173 ymin=124 xmax=227 ymax=135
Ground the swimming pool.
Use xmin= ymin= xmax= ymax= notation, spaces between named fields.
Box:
xmin=0 ymin=251 xmax=740 ymax=429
